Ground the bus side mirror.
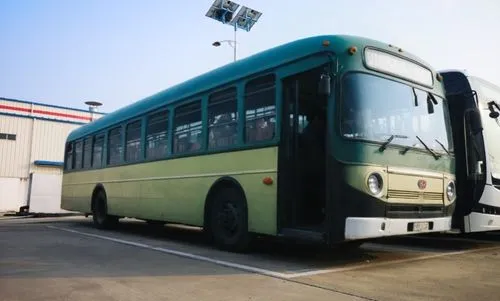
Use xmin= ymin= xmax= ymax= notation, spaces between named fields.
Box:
xmin=318 ymin=73 xmax=331 ymax=96
xmin=488 ymin=101 xmax=500 ymax=119
xmin=467 ymin=108 xmax=483 ymax=134
xmin=490 ymin=111 xmax=500 ymax=119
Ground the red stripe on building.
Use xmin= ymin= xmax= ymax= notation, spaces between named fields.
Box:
xmin=0 ymin=104 xmax=92 ymax=121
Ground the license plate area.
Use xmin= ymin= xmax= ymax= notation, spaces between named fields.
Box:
xmin=408 ymin=221 xmax=433 ymax=232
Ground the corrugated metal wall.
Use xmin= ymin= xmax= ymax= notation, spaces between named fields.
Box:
xmin=30 ymin=119 xmax=79 ymax=174
xmin=0 ymin=98 xmax=105 ymax=212
xmin=0 ymin=116 xmax=32 ymax=178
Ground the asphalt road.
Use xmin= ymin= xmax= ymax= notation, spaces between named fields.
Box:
xmin=1 ymin=216 xmax=499 ymax=301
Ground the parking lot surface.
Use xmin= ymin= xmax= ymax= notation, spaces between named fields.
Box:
xmin=1 ymin=216 xmax=499 ymax=301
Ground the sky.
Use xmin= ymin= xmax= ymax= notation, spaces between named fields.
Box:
xmin=1 ymin=0 xmax=499 ymax=113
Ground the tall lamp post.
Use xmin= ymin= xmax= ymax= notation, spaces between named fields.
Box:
xmin=205 ymin=0 xmax=262 ymax=62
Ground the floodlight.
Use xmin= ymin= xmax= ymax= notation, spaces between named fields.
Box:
xmin=85 ymin=101 xmax=102 ymax=114
xmin=229 ymin=6 xmax=262 ymax=31
xmin=205 ymin=0 xmax=240 ymax=24
xmin=85 ymin=101 xmax=102 ymax=107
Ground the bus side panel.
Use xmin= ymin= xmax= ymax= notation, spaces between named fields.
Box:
xmin=62 ymin=147 xmax=278 ymax=235
xmin=61 ymin=172 xmax=93 ymax=214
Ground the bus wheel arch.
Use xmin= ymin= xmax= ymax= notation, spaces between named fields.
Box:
xmin=204 ymin=177 xmax=251 ymax=252
xmin=91 ymin=184 xmax=118 ymax=229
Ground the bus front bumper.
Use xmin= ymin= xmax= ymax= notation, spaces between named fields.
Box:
xmin=344 ymin=216 xmax=452 ymax=240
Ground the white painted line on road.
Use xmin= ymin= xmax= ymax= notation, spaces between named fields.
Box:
xmin=47 ymin=225 xmax=288 ymax=279
xmin=47 ymin=225 xmax=500 ymax=280
xmin=405 ymin=234 xmax=500 ymax=245
xmin=286 ymin=244 xmax=500 ymax=278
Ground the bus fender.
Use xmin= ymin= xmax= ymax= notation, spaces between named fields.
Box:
xmin=203 ymin=176 xmax=248 ymax=229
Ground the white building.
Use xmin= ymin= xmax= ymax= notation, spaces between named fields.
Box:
xmin=0 ymin=97 xmax=105 ymax=214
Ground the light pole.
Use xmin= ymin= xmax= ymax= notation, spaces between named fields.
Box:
xmin=212 ymin=39 xmax=237 ymax=61
xmin=84 ymin=101 xmax=102 ymax=122
xmin=205 ymin=0 xmax=262 ymax=62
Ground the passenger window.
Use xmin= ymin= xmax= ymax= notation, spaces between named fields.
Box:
xmin=74 ymin=140 xmax=83 ymax=169
xmin=126 ymin=120 xmax=142 ymax=162
xmin=65 ymin=142 xmax=73 ymax=170
xmin=244 ymin=74 xmax=276 ymax=143
xmin=208 ymin=87 xmax=238 ymax=149
xmin=107 ymin=126 xmax=122 ymax=165
xmin=83 ymin=137 xmax=93 ymax=169
xmin=146 ymin=110 xmax=169 ymax=159
xmin=92 ymin=135 xmax=104 ymax=168
xmin=173 ymin=101 xmax=202 ymax=154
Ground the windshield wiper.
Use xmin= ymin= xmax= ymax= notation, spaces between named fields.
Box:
xmin=379 ymin=134 xmax=408 ymax=152
xmin=434 ymin=139 xmax=450 ymax=155
xmin=416 ymin=135 xmax=441 ymax=159
xmin=428 ymin=92 xmax=438 ymax=105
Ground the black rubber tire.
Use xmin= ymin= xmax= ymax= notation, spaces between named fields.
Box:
xmin=92 ymin=190 xmax=118 ymax=229
xmin=209 ymin=187 xmax=251 ymax=252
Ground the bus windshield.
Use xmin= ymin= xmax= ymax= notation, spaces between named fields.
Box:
xmin=341 ymin=73 xmax=453 ymax=154
xmin=470 ymin=77 xmax=500 ymax=176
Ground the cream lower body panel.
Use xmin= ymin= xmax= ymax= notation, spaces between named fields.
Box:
xmin=345 ymin=216 xmax=452 ymax=240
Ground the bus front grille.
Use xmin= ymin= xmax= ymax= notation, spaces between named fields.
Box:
xmin=387 ymin=189 xmax=444 ymax=202
xmin=386 ymin=204 xmax=444 ymax=218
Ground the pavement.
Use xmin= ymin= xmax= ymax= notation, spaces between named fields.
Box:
xmin=1 ymin=216 xmax=499 ymax=301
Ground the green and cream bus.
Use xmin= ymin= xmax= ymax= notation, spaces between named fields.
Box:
xmin=61 ymin=35 xmax=456 ymax=251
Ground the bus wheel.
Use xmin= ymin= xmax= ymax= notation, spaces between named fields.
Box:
xmin=210 ymin=187 xmax=251 ymax=252
xmin=92 ymin=190 xmax=118 ymax=229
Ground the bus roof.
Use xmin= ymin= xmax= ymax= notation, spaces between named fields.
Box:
xmin=67 ymin=34 xmax=435 ymax=142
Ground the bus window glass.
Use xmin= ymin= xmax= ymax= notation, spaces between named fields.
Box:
xmin=208 ymin=87 xmax=238 ymax=149
xmin=173 ymin=101 xmax=202 ymax=153
xmin=107 ymin=127 xmax=123 ymax=165
xmin=126 ymin=120 xmax=142 ymax=162
xmin=470 ymin=77 xmax=500 ymax=175
xmin=74 ymin=140 xmax=83 ymax=169
xmin=83 ymin=137 xmax=93 ymax=168
xmin=92 ymin=135 xmax=104 ymax=168
xmin=341 ymin=73 xmax=453 ymax=153
xmin=65 ymin=142 xmax=73 ymax=170
xmin=245 ymin=74 xmax=276 ymax=142
xmin=146 ymin=110 xmax=169 ymax=159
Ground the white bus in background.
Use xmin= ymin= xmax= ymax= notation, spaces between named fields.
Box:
xmin=441 ymin=70 xmax=500 ymax=233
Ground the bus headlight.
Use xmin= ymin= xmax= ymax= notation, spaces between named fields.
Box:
xmin=367 ymin=173 xmax=383 ymax=195
xmin=446 ymin=181 xmax=456 ymax=202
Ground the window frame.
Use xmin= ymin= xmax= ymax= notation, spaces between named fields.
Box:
xmin=82 ymin=136 xmax=93 ymax=169
xmin=207 ymin=86 xmax=238 ymax=150
xmin=73 ymin=139 xmax=84 ymax=170
xmin=144 ymin=108 xmax=170 ymax=161
xmin=243 ymin=73 xmax=277 ymax=144
xmin=172 ymin=99 xmax=204 ymax=155
xmin=125 ymin=118 xmax=143 ymax=163
xmin=107 ymin=126 xmax=123 ymax=166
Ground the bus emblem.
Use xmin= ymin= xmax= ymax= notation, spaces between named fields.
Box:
xmin=417 ymin=179 xmax=427 ymax=190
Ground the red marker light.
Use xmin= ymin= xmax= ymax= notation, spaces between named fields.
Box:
xmin=262 ymin=177 xmax=273 ymax=185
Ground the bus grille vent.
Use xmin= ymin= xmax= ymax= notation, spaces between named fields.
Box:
xmin=387 ymin=190 xmax=443 ymax=201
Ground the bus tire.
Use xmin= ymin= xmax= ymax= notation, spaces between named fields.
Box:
xmin=209 ymin=187 xmax=251 ymax=252
xmin=92 ymin=190 xmax=118 ymax=229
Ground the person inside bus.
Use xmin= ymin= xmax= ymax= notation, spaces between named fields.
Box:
xmin=299 ymin=105 xmax=326 ymax=224
xmin=255 ymin=117 xmax=274 ymax=141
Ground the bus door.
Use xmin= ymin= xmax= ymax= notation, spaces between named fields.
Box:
xmin=278 ymin=66 xmax=330 ymax=234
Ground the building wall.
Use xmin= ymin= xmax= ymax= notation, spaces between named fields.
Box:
xmin=0 ymin=97 xmax=104 ymax=212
